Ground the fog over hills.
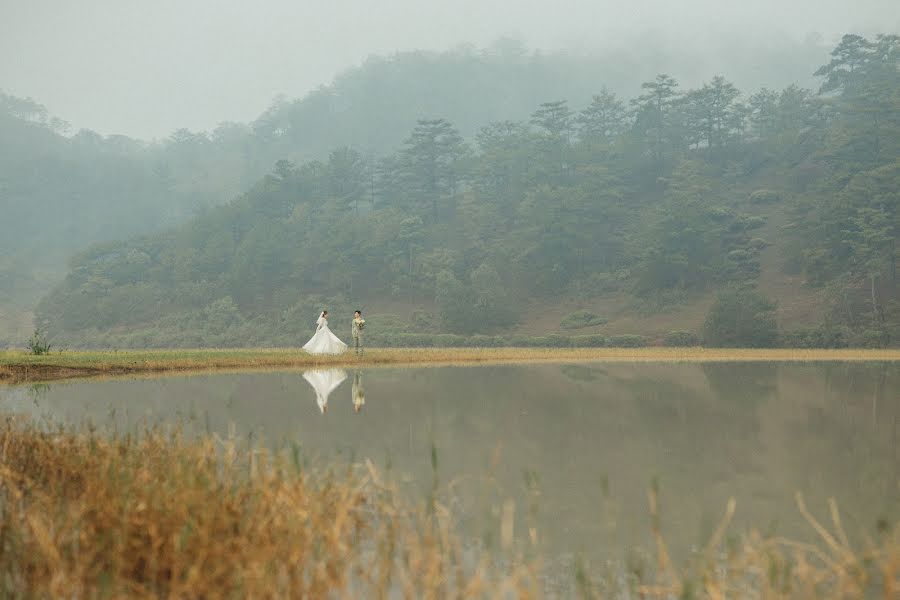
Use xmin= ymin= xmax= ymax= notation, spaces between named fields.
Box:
xmin=2 ymin=0 xmax=896 ymax=137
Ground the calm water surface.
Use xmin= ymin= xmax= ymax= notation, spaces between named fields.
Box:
xmin=2 ymin=361 xmax=898 ymax=572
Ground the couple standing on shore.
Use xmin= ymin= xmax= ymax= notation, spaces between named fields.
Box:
xmin=302 ymin=310 xmax=365 ymax=356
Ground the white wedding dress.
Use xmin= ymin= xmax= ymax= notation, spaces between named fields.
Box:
xmin=302 ymin=314 xmax=348 ymax=355
xmin=302 ymin=368 xmax=347 ymax=413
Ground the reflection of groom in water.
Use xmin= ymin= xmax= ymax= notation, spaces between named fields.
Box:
xmin=352 ymin=371 xmax=365 ymax=412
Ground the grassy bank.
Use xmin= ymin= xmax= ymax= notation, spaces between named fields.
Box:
xmin=2 ymin=347 xmax=900 ymax=383
xmin=0 ymin=419 xmax=896 ymax=598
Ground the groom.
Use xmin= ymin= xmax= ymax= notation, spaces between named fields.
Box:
xmin=351 ymin=310 xmax=365 ymax=356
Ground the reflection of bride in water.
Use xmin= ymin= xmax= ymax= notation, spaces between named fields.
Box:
xmin=302 ymin=368 xmax=347 ymax=413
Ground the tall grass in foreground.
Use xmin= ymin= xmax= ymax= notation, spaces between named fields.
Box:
xmin=0 ymin=418 xmax=537 ymax=598
xmin=0 ymin=419 xmax=896 ymax=598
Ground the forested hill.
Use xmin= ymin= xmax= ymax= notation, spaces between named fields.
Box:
xmin=35 ymin=35 xmax=899 ymax=348
xmin=0 ymin=35 xmax=830 ymax=343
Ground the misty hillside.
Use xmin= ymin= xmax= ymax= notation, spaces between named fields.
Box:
xmin=0 ymin=94 xmax=267 ymax=337
xmin=35 ymin=35 xmax=900 ymax=348
xmin=0 ymin=37 xmax=832 ymax=344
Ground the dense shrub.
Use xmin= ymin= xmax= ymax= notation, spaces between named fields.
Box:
xmin=634 ymin=288 xmax=691 ymax=316
xmin=854 ymin=328 xmax=891 ymax=348
xmin=500 ymin=335 xmax=572 ymax=348
xmin=747 ymin=238 xmax=770 ymax=251
xmin=466 ymin=335 xmax=506 ymax=347
xmin=781 ymin=325 xmax=850 ymax=348
xmin=727 ymin=249 xmax=753 ymax=262
xmin=26 ymin=329 xmax=51 ymax=355
xmin=546 ymin=334 xmax=572 ymax=347
xmin=570 ymin=334 xmax=608 ymax=347
xmin=729 ymin=215 xmax=767 ymax=232
xmin=432 ymin=334 xmax=467 ymax=347
xmin=663 ymin=330 xmax=700 ymax=346
xmin=559 ymin=310 xmax=608 ymax=330
xmin=748 ymin=189 xmax=782 ymax=204
xmin=504 ymin=335 xmax=534 ymax=347
xmin=608 ymin=334 xmax=648 ymax=347
xmin=703 ymin=287 xmax=778 ymax=347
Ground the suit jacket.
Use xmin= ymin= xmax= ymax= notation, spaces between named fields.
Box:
xmin=351 ymin=318 xmax=364 ymax=338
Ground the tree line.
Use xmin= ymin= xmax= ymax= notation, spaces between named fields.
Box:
xmin=35 ymin=34 xmax=900 ymax=347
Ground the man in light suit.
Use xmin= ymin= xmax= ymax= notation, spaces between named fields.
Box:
xmin=351 ymin=310 xmax=365 ymax=356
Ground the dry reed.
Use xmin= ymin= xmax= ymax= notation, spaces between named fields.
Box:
xmin=0 ymin=419 xmax=896 ymax=598
xmin=0 ymin=418 xmax=538 ymax=598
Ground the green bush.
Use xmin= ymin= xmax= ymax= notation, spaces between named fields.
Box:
xmin=26 ymin=329 xmax=51 ymax=355
xmin=507 ymin=335 xmax=572 ymax=348
xmin=781 ymin=325 xmax=850 ymax=348
xmin=466 ymin=335 xmax=506 ymax=347
xmin=608 ymin=334 xmax=648 ymax=347
xmin=433 ymin=334 xmax=467 ymax=347
xmin=570 ymin=334 xmax=608 ymax=347
xmin=727 ymin=249 xmax=753 ymax=262
xmin=546 ymin=334 xmax=572 ymax=347
xmin=634 ymin=288 xmax=690 ymax=315
xmin=729 ymin=215 xmax=767 ymax=232
xmin=703 ymin=287 xmax=778 ymax=347
xmin=853 ymin=328 xmax=891 ymax=348
xmin=435 ymin=271 xmax=473 ymax=333
xmin=748 ymin=189 xmax=782 ymax=204
xmin=504 ymin=335 xmax=534 ymax=347
xmin=560 ymin=310 xmax=608 ymax=330
xmin=663 ymin=330 xmax=699 ymax=347
xmin=747 ymin=238 xmax=770 ymax=251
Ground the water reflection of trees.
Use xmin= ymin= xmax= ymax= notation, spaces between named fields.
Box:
xmin=702 ymin=362 xmax=778 ymax=403
xmin=781 ymin=363 xmax=899 ymax=533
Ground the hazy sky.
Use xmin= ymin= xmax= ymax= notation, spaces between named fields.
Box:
xmin=2 ymin=0 xmax=897 ymax=139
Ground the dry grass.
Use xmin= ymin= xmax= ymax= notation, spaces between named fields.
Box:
xmin=580 ymin=490 xmax=900 ymax=599
xmin=0 ymin=420 xmax=896 ymax=598
xmin=0 ymin=418 xmax=539 ymax=598
xmin=2 ymin=347 xmax=899 ymax=384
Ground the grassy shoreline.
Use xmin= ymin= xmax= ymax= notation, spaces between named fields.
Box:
xmin=1 ymin=347 xmax=899 ymax=384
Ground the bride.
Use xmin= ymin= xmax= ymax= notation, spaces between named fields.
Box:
xmin=302 ymin=310 xmax=348 ymax=355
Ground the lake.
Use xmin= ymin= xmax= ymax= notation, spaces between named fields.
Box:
xmin=1 ymin=361 xmax=897 ymax=579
